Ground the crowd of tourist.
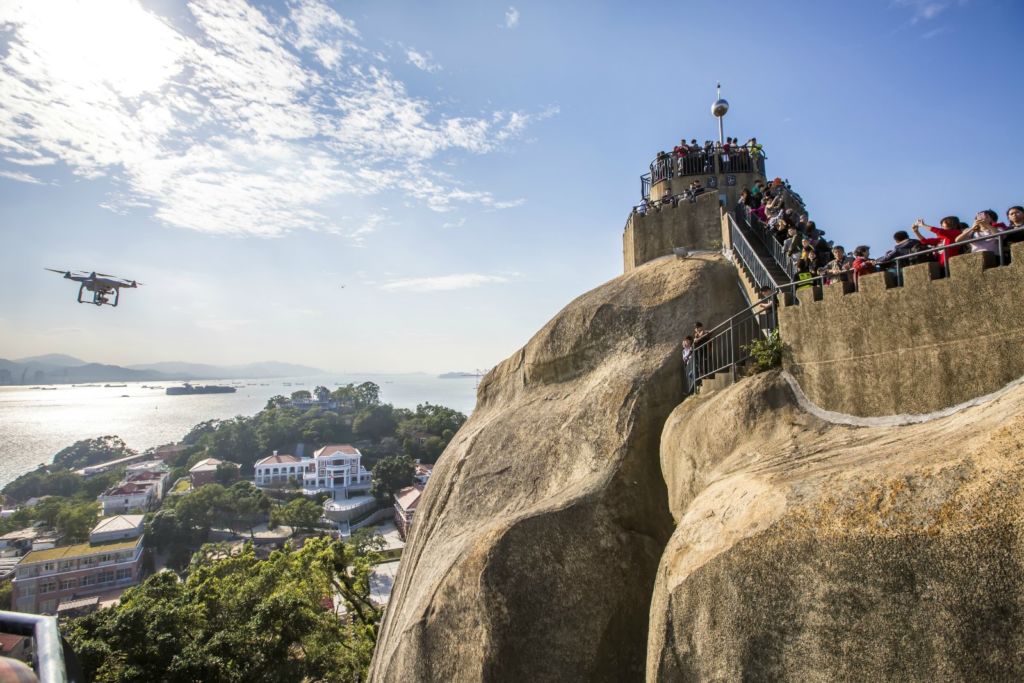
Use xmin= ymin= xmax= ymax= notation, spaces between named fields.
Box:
xmin=739 ymin=180 xmax=1024 ymax=289
xmin=650 ymin=136 xmax=764 ymax=183
xmin=680 ymin=184 xmax=1024 ymax=394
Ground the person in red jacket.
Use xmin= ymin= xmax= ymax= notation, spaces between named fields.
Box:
xmin=911 ymin=216 xmax=964 ymax=269
xmin=850 ymin=245 xmax=877 ymax=287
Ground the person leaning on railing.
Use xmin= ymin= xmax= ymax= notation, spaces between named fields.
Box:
xmin=850 ymin=245 xmax=878 ymax=286
xmin=820 ymin=245 xmax=853 ymax=284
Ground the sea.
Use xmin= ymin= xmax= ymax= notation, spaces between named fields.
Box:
xmin=0 ymin=373 xmax=479 ymax=488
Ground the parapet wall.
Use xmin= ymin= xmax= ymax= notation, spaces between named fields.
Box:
xmin=779 ymin=245 xmax=1024 ymax=417
xmin=623 ymin=192 xmax=722 ymax=272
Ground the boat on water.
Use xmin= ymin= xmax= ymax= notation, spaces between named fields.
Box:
xmin=165 ymin=383 xmax=237 ymax=396
xmin=104 ymin=383 xmax=128 ymax=388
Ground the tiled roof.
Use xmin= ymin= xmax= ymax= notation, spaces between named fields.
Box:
xmin=315 ymin=444 xmax=360 ymax=457
xmin=189 ymin=458 xmax=223 ymax=472
xmin=394 ymin=485 xmax=423 ymax=512
xmin=100 ymin=482 xmax=154 ymax=497
xmin=255 ymin=454 xmax=301 ymax=465
xmin=0 ymin=633 xmax=26 ymax=652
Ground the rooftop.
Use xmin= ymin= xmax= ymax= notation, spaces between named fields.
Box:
xmin=19 ymin=536 xmax=142 ymax=565
xmin=394 ymin=485 xmax=423 ymax=512
xmin=255 ymin=453 xmax=301 ymax=465
xmin=315 ymin=444 xmax=360 ymax=458
xmin=100 ymin=482 xmax=154 ymax=497
xmin=189 ymin=457 xmax=224 ymax=473
xmin=90 ymin=515 xmax=145 ymax=536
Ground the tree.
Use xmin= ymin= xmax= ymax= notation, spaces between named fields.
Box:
xmin=52 ymin=436 xmax=135 ymax=470
xmin=264 ymin=395 xmax=289 ymax=410
xmin=371 ymin=455 xmax=415 ymax=502
xmin=214 ymin=461 xmax=240 ymax=485
xmin=55 ymin=501 xmax=100 ymax=543
xmin=274 ymin=498 xmax=322 ymax=532
xmin=314 ymin=385 xmax=332 ymax=402
xmin=290 ymin=389 xmax=312 ymax=400
xmin=64 ymin=537 xmax=383 ymax=682
xmin=354 ymin=404 xmax=397 ymax=441
xmin=353 ymin=381 xmax=380 ymax=408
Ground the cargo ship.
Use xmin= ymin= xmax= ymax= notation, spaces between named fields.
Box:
xmin=165 ymin=383 xmax=237 ymax=396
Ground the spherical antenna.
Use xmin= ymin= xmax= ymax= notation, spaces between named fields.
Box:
xmin=711 ymin=98 xmax=729 ymax=118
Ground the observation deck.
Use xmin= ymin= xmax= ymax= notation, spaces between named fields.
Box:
xmin=641 ymin=147 xmax=766 ymax=210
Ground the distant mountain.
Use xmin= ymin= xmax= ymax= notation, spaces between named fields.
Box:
xmin=0 ymin=356 xmax=322 ymax=385
xmin=128 ymin=360 xmax=323 ymax=379
xmin=0 ymin=358 xmax=172 ymax=385
xmin=15 ymin=353 xmax=88 ymax=367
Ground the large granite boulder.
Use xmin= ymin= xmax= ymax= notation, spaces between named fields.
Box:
xmin=649 ymin=371 xmax=1024 ymax=681
xmin=370 ymin=254 xmax=745 ymax=682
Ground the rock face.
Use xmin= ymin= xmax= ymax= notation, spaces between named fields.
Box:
xmin=649 ymin=371 xmax=1024 ymax=681
xmin=369 ymin=254 xmax=745 ymax=682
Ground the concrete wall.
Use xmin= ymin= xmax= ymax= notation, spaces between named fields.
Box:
xmin=623 ymin=192 xmax=722 ymax=272
xmin=779 ymin=245 xmax=1024 ymax=416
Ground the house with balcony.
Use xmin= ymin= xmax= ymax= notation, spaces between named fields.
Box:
xmin=254 ymin=452 xmax=303 ymax=487
xmin=96 ymin=481 xmax=159 ymax=516
xmin=301 ymin=444 xmax=372 ymax=498
xmin=10 ymin=516 xmax=145 ymax=615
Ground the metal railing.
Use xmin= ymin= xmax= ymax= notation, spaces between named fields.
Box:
xmin=0 ymin=611 xmax=82 ymax=682
xmin=881 ymin=224 xmax=1023 ymax=283
xmin=689 ymin=293 xmax=778 ymax=388
xmin=689 ymin=224 xmax=1024 ymax=391
xmin=728 ymin=213 xmax=783 ymax=290
xmin=735 ymin=205 xmax=799 ymax=279
xmin=643 ymin=149 xmax=766 ymax=199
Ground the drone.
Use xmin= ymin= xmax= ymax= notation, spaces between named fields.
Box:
xmin=45 ymin=269 xmax=142 ymax=307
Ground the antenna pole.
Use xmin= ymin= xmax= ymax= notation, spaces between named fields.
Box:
xmin=716 ymin=83 xmax=724 ymax=144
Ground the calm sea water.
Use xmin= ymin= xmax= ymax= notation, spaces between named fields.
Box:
xmin=0 ymin=374 xmax=479 ymax=487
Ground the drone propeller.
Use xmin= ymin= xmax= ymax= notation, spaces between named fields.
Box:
xmin=44 ymin=268 xmax=70 ymax=276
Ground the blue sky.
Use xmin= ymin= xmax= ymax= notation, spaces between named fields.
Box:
xmin=0 ymin=0 xmax=1020 ymax=373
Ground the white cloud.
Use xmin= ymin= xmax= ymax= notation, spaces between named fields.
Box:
xmin=406 ymin=48 xmax=441 ymax=73
xmin=380 ymin=273 xmax=511 ymax=292
xmin=892 ymin=0 xmax=952 ymax=23
xmin=0 ymin=0 xmax=553 ymax=237
xmin=0 ymin=170 xmax=44 ymax=184
xmin=504 ymin=6 xmax=520 ymax=29
xmin=442 ymin=217 xmax=466 ymax=229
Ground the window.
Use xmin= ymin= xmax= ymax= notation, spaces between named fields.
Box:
xmin=39 ymin=581 xmax=56 ymax=594
xmin=59 ymin=579 xmax=77 ymax=591
xmin=59 ymin=560 xmax=74 ymax=571
xmin=42 ymin=562 xmax=55 ymax=572
xmin=81 ymin=575 xmax=96 ymax=586
xmin=116 ymin=568 xmax=132 ymax=581
xmin=81 ymin=557 xmax=95 ymax=567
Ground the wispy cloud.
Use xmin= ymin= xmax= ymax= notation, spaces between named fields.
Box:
xmin=891 ymin=0 xmax=955 ymax=23
xmin=0 ymin=170 xmax=44 ymax=184
xmin=504 ymin=6 xmax=520 ymax=29
xmin=0 ymin=0 xmax=553 ymax=237
xmin=406 ymin=48 xmax=441 ymax=73
xmin=442 ymin=217 xmax=466 ymax=229
xmin=380 ymin=273 xmax=511 ymax=292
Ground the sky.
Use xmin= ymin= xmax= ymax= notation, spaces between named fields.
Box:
xmin=0 ymin=0 xmax=1021 ymax=373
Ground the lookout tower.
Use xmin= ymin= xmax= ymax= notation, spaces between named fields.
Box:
xmin=624 ymin=88 xmax=768 ymax=272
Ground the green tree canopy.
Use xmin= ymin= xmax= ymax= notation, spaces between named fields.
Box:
xmin=370 ymin=455 xmax=415 ymax=503
xmin=290 ymin=389 xmax=312 ymax=400
xmin=64 ymin=535 xmax=384 ymax=682
xmin=354 ymin=404 xmax=397 ymax=441
xmin=52 ymin=436 xmax=135 ymax=470
xmin=272 ymin=497 xmax=323 ymax=532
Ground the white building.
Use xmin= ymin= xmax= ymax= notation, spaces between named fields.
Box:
xmin=97 ymin=481 xmax=158 ymax=516
xmin=254 ymin=452 xmax=303 ymax=487
xmin=302 ymin=444 xmax=371 ymax=496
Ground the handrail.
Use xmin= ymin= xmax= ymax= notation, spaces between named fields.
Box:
xmin=881 ymin=224 xmax=1024 ymax=281
xmin=643 ymin=149 xmax=766 ymax=199
xmin=0 ymin=610 xmax=80 ymax=682
xmin=735 ymin=205 xmax=798 ymax=279
xmin=728 ymin=213 xmax=784 ymax=289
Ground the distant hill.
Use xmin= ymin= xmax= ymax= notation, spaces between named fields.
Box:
xmin=0 ymin=356 xmax=323 ymax=385
xmin=15 ymin=353 xmax=88 ymax=367
xmin=128 ymin=360 xmax=322 ymax=379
